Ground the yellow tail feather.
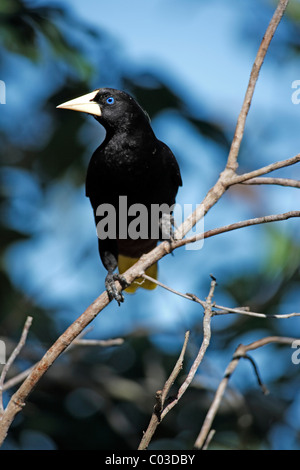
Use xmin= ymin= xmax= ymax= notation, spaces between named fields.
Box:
xmin=118 ymin=254 xmax=157 ymax=293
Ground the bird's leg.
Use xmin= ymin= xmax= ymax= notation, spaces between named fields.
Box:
xmin=105 ymin=272 xmax=126 ymax=306
xmin=159 ymin=213 xmax=176 ymax=255
xmin=105 ymin=272 xmax=125 ymax=306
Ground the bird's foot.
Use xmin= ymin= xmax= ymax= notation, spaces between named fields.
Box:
xmin=159 ymin=213 xmax=176 ymax=241
xmin=105 ymin=273 xmax=124 ymax=306
xmin=159 ymin=214 xmax=176 ymax=255
xmin=113 ymin=273 xmax=130 ymax=289
xmin=105 ymin=273 xmax=130 ymax=306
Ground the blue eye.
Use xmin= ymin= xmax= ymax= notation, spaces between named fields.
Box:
xmin=106 ymin=97 xmax=115 ymax=105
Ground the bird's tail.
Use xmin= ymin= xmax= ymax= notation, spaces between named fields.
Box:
xmin=118 ymin=254 xmax=157 ymax=293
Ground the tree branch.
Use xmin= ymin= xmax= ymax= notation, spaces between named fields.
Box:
xmin=213 ymin=305 xmax=300 ymax=319
xmin=138 ymin=277 xmax=217 ymax=450
xmin=0 ymin=301 xmax=115 ymax=444
xmin=161 ymin=277 xmax=217 ymax=419
xmin=142 ymin=274 xmax=300 ymax=320
xmin=175 ymin=210 xmax=300 ymax=249
xmin=72 ymin=338 xmax=124 ymax=347
xmin=232 ymin=154 xmax=300 ymax=185
xmin=1 ymin=335 xmax=124 ymax=393
xmin=0 ymin=316 xmax=33 ymax=416
xmin=138 ymin=331 xmax=190 ymax=450
xmin=194 ymin=336 xmax=298 ymax=449
xmin=225 ymin=0 xmax=289 ymax=172
xmin=242 ymin=176 xmax=300 ymax=189
xmin=174 ymin=0 xmax=290 ymax=240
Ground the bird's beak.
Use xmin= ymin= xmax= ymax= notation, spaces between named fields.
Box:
xmin=56 ymin=90 xmax=101 ymax=116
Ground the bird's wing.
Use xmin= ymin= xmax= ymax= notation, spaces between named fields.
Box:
xmin=159 ymin=140 xmax=182 ymax=188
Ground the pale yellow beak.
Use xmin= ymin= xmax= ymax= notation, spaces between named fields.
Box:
xmin=56 ymin=90 xmax=101 ymax=116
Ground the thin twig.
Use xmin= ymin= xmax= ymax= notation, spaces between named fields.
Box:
xmin=202 ymin=429 xmax=216 ymax=450
xmin=2 ymin=366 xmax=35 ymax=393
xmin=138 ymin=331 xmax=190 ymax=450
xmin=232 ymin=154 xmax=300 ymax=185
xmin=72 ymin=338 xmax=124 ymax=347
xmin=142 ymin=274 xmax=206 ymax=307
xmin=161 ymin=331 xmax=190 ymax=406
xmin=143 ymin=274 xmax=300 ymax=320
xmin=0 ymin=317 xmax=33 ymax=415
xmin=243 ymin=176 xmax=300 ymax=188
xmin=175 ymin=0 xmax=290 ymax=240
xmin=213 ymin=304 xmax=300 ymax=319
xmin=138 ymin=277 xmax=217 ymax=450
xmin=1 ymin=336 xmax=124 ymax=393
xmin=225 ymin=0 xmax=290 ymax=171
xmin=175 ymin=210 xmax=300 ymax=249
xmin=161 ymin=277 xmax=217 ymax=419
xmin=173 ymin=0 xmax=292 ymax=240
xmin=240 ymin=354 xmax=269 ymax=395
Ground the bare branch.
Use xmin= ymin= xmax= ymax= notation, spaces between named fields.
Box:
xmin=202 ymin=429 xmax=216 ymax=450
xmin=242 ymin=176 xmax=300 ymax=189
xmin=175 ymin=210 xmax=300 ymax=249
xmin=194 ymin=336 xmax=298 ymax=449
xmin=2 ymin=367 xmax=35 ymax=393
xmin=161 ymin=277 xmax=217 ymax=419
xmin=143 ymin=274 xmax=300 ymax=320
xmin=173 ymin=1 xmax=290 ymax=240
xmin=138 ymin=331 xmax=190 ymax=450
xmin=213 ymin=304 xmax=300 ymax=319
xmin=0 ymin=318 xmax=123 ymax=444
xmin=226 ymin=0 xmax=289 ymax=170
xmin=142 ymin=274 xmax=206 ymax=307
xmin=235 ymin=336 xmax=298 ymax=353
xmin=232 ymin=154 xmax=300 ymax=185
xmin=72 ymin=338 xmax=124 ymax=347
xmin=1 ymin=336 xmax=124 ymax=393
xmin=241 ymin=354 xmax=269 ymax=395
xmin=0 ymin=317 xmax=33 ymax=416
xmin=160 ymin=331 xmax=190 ymax=406
xmin=138 ymin=278 xmax=217 ymax=450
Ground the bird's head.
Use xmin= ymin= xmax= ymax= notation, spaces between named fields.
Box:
xmin=57 ymin=88 xmax=150 ymax=131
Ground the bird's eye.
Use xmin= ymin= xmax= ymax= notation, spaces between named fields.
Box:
xmin=106 ymin=97 xmax=115 ymax=105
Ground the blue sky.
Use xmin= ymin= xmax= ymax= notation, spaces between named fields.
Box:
xmin=58 ymin=0 xmax=299 ymax=125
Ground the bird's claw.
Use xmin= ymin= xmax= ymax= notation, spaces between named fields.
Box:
xmin=105 ymin=273 xmax=125 ymax=306
xmin=113 ymin=273 xmax=130 ymax=289
xmin=159 ymin=213 xmax=176 ymax=241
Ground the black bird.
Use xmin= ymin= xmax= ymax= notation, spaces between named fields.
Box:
xmin=57 ymin=88 xmax=182 ymax=304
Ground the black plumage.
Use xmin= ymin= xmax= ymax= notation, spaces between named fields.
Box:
xmin=57 ymin=88 xmax=182 ymax=304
